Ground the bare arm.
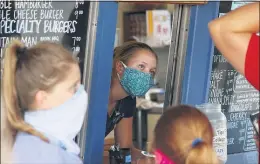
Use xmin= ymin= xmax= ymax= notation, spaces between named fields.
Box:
xmin=208 ymin=2 xmax=259 ymax=75
xmin=114 ymin=117 xmax=143 ymax=161
xmin=114 ymin=117 xmax=133 ymax=148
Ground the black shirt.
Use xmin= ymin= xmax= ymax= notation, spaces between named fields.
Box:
xmin=105 ymin=96 xmax=136 ymax=137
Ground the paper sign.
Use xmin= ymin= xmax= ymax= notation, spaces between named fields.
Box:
xmin=146 ymin=10 xmax=171 ymax=47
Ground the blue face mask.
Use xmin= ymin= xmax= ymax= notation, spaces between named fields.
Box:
xmin=118 ymin=62 xmax=154 ymax=97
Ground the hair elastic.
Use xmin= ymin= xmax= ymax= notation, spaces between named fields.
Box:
xmin=16 ymin=47 xmax=28 ymax=68
xmin=16 ymin=47 xmax=27 ymax=60
xmin=16 ymin=47 xmax=27 ymax=56
xmin=191 ymin=138 xmax=203 ymax=147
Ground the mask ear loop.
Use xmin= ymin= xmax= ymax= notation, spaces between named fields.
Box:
xmin=120 ymin=61 xmax=127 ymax=68
xmin=117 ymin=61 xmax=127 ymax=81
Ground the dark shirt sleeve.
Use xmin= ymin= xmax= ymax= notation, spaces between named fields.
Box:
xmin=105 ymin=96 xmax=136 ymax=137
xmin=120 ymin=96 xmax=136 ymax=118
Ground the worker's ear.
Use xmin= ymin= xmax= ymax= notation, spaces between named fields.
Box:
xmin=115 ymin=61 xmax=125 ymax=77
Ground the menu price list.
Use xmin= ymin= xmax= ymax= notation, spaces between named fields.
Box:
xmin=208 ymin=38 xmax=259 ymax=154
xmin=0 ymin=0 xmax=89 ymax=74
xmin=209 ymin=47 xmax=259 ymax=154
xmin=208 ymin=1 xmax=259 ymax=154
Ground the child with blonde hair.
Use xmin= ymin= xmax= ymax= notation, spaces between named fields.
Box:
xmin=153 ymin=105 xmax=219 ymax=164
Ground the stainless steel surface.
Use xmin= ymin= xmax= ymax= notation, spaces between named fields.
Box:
xmin=135 ymin=107 xmax=163 ymax=149
xmin=171 ymin=6 xmax=191 ymax=106
xmin=137 ymin=107 xmax=163 ymax=114
xmin=164 ymin=5 xmax=191 ymax=109
xmin=164 ymin=5 xmax=182 ymax=109
xmin=77 ymin=2 xmax=99 ymax=159
xmin=136 ymin=109 xmax=143 ymax=149
xmin=147 ymin=107 xmax=164 ymax=114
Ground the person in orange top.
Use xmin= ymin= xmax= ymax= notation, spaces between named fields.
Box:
xmin=208 ymin=2 xmax=259 ymax=150
xmin=208 ymin=2 xmax=259 ymax=91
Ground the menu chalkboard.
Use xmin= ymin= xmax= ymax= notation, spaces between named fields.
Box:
xmin=0 ymin=1 xmax=89 ymax=75
xmin=208 ymin=1 xmax=259 ymax=154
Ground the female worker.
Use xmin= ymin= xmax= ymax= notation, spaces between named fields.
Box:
xmin=2 ymin=40 xmax=88 ymax=163
xmin=105 ymin=41 xmax=158 ymax=159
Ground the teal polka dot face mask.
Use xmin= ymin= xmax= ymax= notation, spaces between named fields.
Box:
xmin=118 ymin=61 xmax=154 ymax=97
